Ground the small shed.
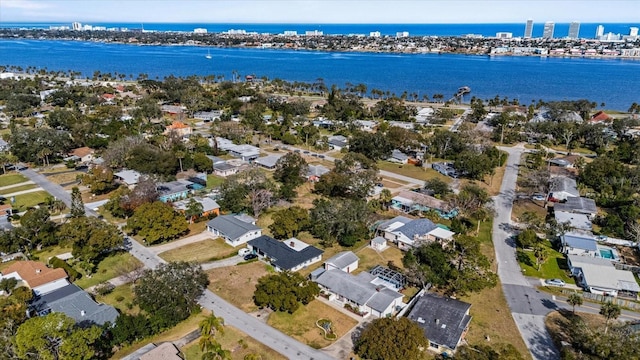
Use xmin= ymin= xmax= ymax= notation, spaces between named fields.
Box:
xmin=370 ymin=236 xmax=388 ymax=251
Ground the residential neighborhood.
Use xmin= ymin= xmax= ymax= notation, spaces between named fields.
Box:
xmin=0 ymin=66 xmax=640 ymax=360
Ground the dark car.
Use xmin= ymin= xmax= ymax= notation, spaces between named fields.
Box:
xmin=243 ymin=253 xmax=258 ymax=261
xmin=318 ymin=155 xmax=326 ymax=159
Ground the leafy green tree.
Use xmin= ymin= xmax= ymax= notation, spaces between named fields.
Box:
xmin=0 ymin=277 xmax=18 ymax=295
xmin=253 ymin=272 xmax=319 ymax=313
xmin=9 ymin=128 xmax=72 ymax=163
xmin=447 ymin=184 xmax=491 ymax=216
xmin=18 ymin=207 xmax=58 ymax=248
xmin=193 ymin=152 xmax=214 ymax=173
xmin=516 ymin=229 xmax=539 ymax=249
xmin=110 ymin=314 xmax=152 ymax=346
xmin=185 ymin=198 xmax=204 ymax=223
xmin=533 ymin=244 xmax=549 ymax=271
xmin=273 ymin=153 xmax=308 ymax=200
xmin=58 ymin=216 xmax=123 ymax=264
xmin=14 ymin=312 xmax=102 ymax=360
xmin=354 ymin=317 xmax=429 ymax=360
xmin=81 ymin=166 xmax=117 ymax=195
xmin=314 ymin=152 xmax=378 ymax=199
xmin=134 ymin=262 xmax=209 ymax=329
xmin=348 ymin=131 xmax=393 ymax=161
xmin=567 ymin=293 xmax=583 ymax=314
xmin=268 ymin=206 xmax=310 ymax=239
xmin=126 ymin=202 xmax=188 ymax=245
xmin=600 ymin=302 xmax=621 ymax=334
xmin=310 ymin=198 xmax=371 ymax=247
xmin=218 ymin=168 xmax=276 ymax=215
xmin=70 ymin=186 xmax=86 ymax=218
xmin=424 ymin=178 xmax=452 ymax=198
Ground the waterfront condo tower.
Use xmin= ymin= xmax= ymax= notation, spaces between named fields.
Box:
xmin=596 ymin=25 xmax=605 ymax=39
xmin=542 ymin=22 xmax=555 ymax=39
xmin=524 ymin=19 xmax=534 ymax=38
xmin=568 ymin=21 xmax=580 ymax=39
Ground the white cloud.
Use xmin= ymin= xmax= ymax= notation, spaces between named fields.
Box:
xmin=1 ymin=0 xmax=49 ymax=10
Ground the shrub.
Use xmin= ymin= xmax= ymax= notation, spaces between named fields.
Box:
xmin=49 ymin=256 xmax=81 ymax=281
xmin=115 ymin=295 xmax=125 ymax=302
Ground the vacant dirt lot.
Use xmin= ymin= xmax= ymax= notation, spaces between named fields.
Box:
xmin=206 ymin=262 xmax=271 ymax=312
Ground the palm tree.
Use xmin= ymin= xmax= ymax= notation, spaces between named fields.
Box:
xmin=175 ymin=150 xmax=186 ymax=172
xmin=199 ymin=313 xmax=230 ymax=360
xmin=378 ymin=189 xmax=392 ymax=210
xmin=600 ymin=302 xmax=621 ymax=334
xmin=533 ymin=244 xmax=548 ymax=271
xmin=567 ymin=293 xmax=583 ymax=314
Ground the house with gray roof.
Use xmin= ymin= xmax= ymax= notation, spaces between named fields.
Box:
xmin=406 ymin=291 xmax=472 ymax=355
xmin=561 ymin=233 xmax=599 ymax=257
xmin=568 ymin=255 xmax=640 ymax=298
xmin=314 ymin=269 xmax=405 ymax=318
xmin=254 ymin=154 xmax=283 ymax=170
xmin=378 ymin=216 xmax=455 ymax=251
xmin=206 ymin=214 xmax=262 ymax=247
xmin=549 ymin=176 xmax=579 ymax=201
xmin=114 ymin=169 xmax=142 ymax=188
xmin=247 ymin=236 xmax=323 ymax=272
xmin=227 ymin=144 xmax=260 ymax=161
xmin=388 ymin=149 xmax=409 ymax=164
xmin=306 ymin=164 xmax=330 ymax=181
xmin=328 ymin=135 xmax=348 ymax=150
xmin=324 ymin=251 xmax=359 ymax=273
xmin=554 ymin=197 xmax=597 ymax=217
xmin=157 ymin=180 xmax=193 ymax=203
xmin=30 ymin=284 xmax=119 ymax=327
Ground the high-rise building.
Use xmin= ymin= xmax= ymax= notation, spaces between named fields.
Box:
xmin=568 ymin=21 xmax=580 ymax=39
xmin=72 ymin=22 xmax=82 ymax=31
xmin=524 ymin=19 xmax=534 ymax=38
xmin=630 ymin=27 xmax=639 ymax=37
xmin=542 ymin=22 xmax=555 ymax=39
xmin=596 ymin=25 xmax=605 ymax=39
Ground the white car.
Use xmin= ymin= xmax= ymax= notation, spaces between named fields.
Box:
xmin=545 ymin=279 xmax=565 ymax=287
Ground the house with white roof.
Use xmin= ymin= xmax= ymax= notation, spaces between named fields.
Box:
xmin=554 ymin=211 xmax=592 ymax=232
xmin=254 ymin=154 xmax=283 ymax=170
xmin=391 ymin=190 xmax=458 ymax=219
xmin=114 ymin=169 xmax=142 ymax=188
xmin=388 ymin=149 xmax=409 ymax=164
xmin=378 ymin=216 xmax=455 ymax=251
xmin=227 ymin=144 xmax=260 ymax=162
xmin=567 ymin=254 xmax=640 ymax=298
xmin=324 ymin=251 xmax=359 ymax=273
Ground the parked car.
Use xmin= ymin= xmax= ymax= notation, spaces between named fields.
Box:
xmin=532 ymin=194 xmax=547 ymax=201
xmin=243 ymin=253 xmax=258 ymax=261
xmin=545 ymin=279 xmax=565 ymax=287
xmin=318 ymin=155 xmax=326 ymax=159
xmin=238 ymin=248 xmax=251 ymax=257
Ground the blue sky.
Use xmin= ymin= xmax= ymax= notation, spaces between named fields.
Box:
xmin=1 ymin=0 xmax=639 ymax=23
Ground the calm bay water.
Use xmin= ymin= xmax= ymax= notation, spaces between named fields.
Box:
xmin=1 ymin=39 xmax=639 ymax=110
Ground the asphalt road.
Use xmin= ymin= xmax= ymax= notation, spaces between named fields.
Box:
xmin=21 ymin=168 xmax=333 ymax=360
xmin=493 ymin=146 xmax=560 ymax=360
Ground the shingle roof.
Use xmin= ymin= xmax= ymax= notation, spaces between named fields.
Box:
xmin=114 ymin=169 xmax=141 ymax=185
xmin=550 ymin=176 xmax=579 ymax=196
xmin=247 ymin=235 xmax=323 ymax=271
xmin=390 ymin=149 xmax=409 ymax=161
xmin=206 ymin=215 xmax=260 ymax=242
xmin=315 ymin=269 xmax=403 ymax=313
xmin=255 ymin=154 xmax=283 ymax=168
xmin=307 ymin=164 xmax=330 ymax=177
xmin=394 ymin=218 xmax=438 ymax=239
xmin=325 ymin=251 xmax=359 ymax=270
xmin=2 ymin=261 xmax=67 ymax=288
xmin=568 ymin=255 xmax=640 ymax=293
xmin=30 ymin=284 xmax=119 ymax=327
xmin=407 ymin=292 xmax=471 ymax=350
xmin=555 ymin=197 xmax=597 ymax=215
xmin=393 ymin=190 xmax=450 ymax=211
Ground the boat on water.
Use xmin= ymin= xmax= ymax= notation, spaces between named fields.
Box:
xmin=205 ymin=49 xmax=212 ymax=59
xmin=455 ymin=86 xmax=471 ymax=96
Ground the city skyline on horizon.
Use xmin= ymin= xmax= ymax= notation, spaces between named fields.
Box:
xmin=2 ymin=0 xmax=640 ymax=24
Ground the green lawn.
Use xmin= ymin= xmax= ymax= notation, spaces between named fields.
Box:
xmin=12 ymin=191 xmax=50 ymax=211
xmin=30 ymin=244 xmax=74 ymax=263
xmin=517 ymin=241 xmax=575 ymax=284
xmin=377 ymin=161 xmax=451 ymax=183
xmin=74 ymin=252 xmax=143 ymax=289
xmin=207 ymin=174 xmax=225 ymax=189
xmin=0 ymin=173 xmax=28 ymax=187
xmin=159 ymin=238 xmax=236 ymax=263
xmin=94 ymin=284 xmax=140 ymax=315
xmin=0 ymin=184 xmax=37 ymax=195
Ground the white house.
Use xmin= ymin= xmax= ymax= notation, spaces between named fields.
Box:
xmin=324 ymin=251 xmax=359 ymax=273
xmin=388 ymin=149 xmax=409 ymax=164
xmin=378 ymin=216 xmax=455 ymax=251
xmin=206 ymin=214 xmax=262 ymax=247
xmin=247 ymin=236 xmax=323 ymax=272
xmin=314 ymin=269 xmax=405 ymax=318
xmin=370 ymin=236 xmax=388 ymax=251
xmin=114 ymin=169 xmax=142 ymax=188
xmin=327 ymin=135 xmax=348 ymax=151
xmin=568 ymin=255 xmax=640 ymax=298
xmin=561 ymin=233 xmax=599 ymax=257
xmin=555 ymin=211 xmax=592 ymax=232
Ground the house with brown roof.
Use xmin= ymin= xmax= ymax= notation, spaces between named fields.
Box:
xmin=164 ymin=121 xmax=192 ymax=137
xmin=0 ymin=260 xmax=69 ymax=295
xmin=68 ymin=147 xmax=95 ymax=163
xmin=590 ymin=111 xmax=612 ymax=123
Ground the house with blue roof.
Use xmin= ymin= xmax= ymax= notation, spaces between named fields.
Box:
xmin=561 ymin=233 xmax=599 ymax=257
xmin=378 ymin=216 xmax=455 ymax=251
